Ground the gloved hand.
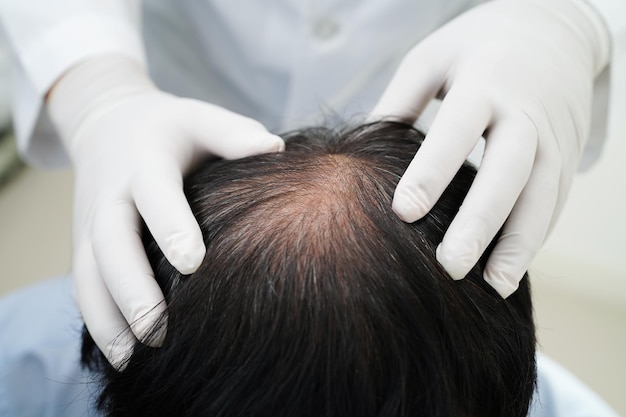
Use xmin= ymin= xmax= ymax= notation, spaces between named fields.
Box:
xmin=47 ymin=55 xmax=285 ymax=370
xmin=370 ymin=0 xmax=610 ymax=297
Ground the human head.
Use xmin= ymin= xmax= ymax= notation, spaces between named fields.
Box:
xmin=82 ymin=122 xmax=536 ymax=417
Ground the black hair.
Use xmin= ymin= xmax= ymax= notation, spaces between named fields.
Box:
xmin=82 ymin=122 xmax=536 ymax=417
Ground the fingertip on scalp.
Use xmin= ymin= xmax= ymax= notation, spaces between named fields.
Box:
xmin=105 ymin=332 xmax=136 ymax=372
xmin=484 ymin=268 xmax=521 ymax=299
xmin=240 ymin=133 xmax=284 ymax=157
xmin=165 ymin=234 xmax=206 ymax=275
xmin=266 ymin=134 xmax=286 ymax=153
xmin=391 ymin=188 xmax=428 ymax=223
xmin=108 ymin=350 xmax=130 ymax=372
xmin=435 ymin=243 xmax=473 ymax=280
xmin=129 ymin=302 xmax=168 ymax=348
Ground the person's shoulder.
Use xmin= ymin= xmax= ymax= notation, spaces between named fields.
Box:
xmin=0 ymin=276 xmax=79 ymax=348
xmin=0 ymin=276 xmax=94 ymax=417
xmin=529 ymin=353 xmax=620 ymax=417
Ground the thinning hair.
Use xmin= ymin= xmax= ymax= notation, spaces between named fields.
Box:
xmin=82 ymin=122 xmax=536 ymax=417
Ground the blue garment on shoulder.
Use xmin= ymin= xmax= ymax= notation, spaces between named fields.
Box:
xmin=0 ymin=277 xmax=621 ymax=417
xmin=0 ymin=277 xmax=95 ymax=417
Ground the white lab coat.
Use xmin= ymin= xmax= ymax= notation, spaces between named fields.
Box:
xmin=0 ymin=0 xmax=624 ymax=168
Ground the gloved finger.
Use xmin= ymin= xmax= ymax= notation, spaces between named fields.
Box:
xmin=435 ymin=119 xmax=537 ymax=280
xmin=91 ymin=200 xmax=168 ymax=347
xmin=133 ymin=153 xmax=207 ymax=275
xmin=179 ymin=99 xmax=285 ymax=159
xmin=368 ymin=45 xmax=445 ymax=123
xmin=73 ymin=239 xmax=138 ymax=371
xmin=483 ymin=136 xmax=561 ymax=297
xmin=393 ymin=84 xmax=492 ymax=222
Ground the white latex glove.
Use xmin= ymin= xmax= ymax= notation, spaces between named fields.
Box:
xmin=371 ymin=0 xmax=610 ymax=297
xmin=47 ymin=55 xmax=285 ymax=369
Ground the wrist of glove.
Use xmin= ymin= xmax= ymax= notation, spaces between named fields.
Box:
xmin=48 ymin=55 xmax=157 ymax=158
xmin=509 ymin=0 xmax=610 ymax=75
